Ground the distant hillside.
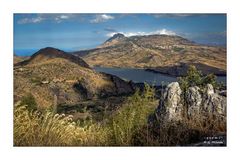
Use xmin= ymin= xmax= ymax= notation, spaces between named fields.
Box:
xmin=16 ymin=47 xmax=90 ymax=68
xmin=14 ymin=47 xmax=134 ymax=109
xmin=73 ymin=34 xmax=226 ymax=76
xmin=146 ymin=63 xmax=226 ymax=76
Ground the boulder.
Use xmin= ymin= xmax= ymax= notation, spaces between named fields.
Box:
xmin=110 ymin=75 xmax=134 ymax=95
xmin=156 ymin=82 xmax=183 ymax=122
xmin=186 ymin=86 xmax=202 ymax=118
xmin=202 ymin=84 xmax=226 ymax=117
xmin=155 ymin=82 xmax=226 ymax=122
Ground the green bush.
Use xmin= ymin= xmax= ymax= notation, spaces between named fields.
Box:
xmin=173 ymin=47 xmax=184 ymax=52
xmin=109 ymin=83 xmax=156 ymax=145
xmin=20 ymin=93 xmax=37 ymax=111
xmin=30 ymin=76 xmax=45 ymax=85
xmin=178 ymin=65 xmax=219 ymax=93
xmin=202 ymin=73 xmax=218 ymax=88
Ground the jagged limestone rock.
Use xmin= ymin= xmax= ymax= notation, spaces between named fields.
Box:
xmin=186 ymin=86 xmax=202 ymax=118
xmin=202 ymin=84 xmax=226 ymax=117
xmin=157 ymin=82 xmax=183 ymax=122
xmin=155 ymin=82 xmax=226 ymax=122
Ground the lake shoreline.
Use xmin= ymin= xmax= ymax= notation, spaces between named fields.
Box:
xmin=93 ymin=66 xmax=226 ymax=86
xmin=145 ymin=68 xmax=227 ymax=77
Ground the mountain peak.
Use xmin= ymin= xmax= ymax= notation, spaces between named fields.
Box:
xmin=33 ymin=47 xmax=65 ymax=57
xmin=98 ymin=33 xmax=126 ymax=48
xmin=105 ymin=33 xmax=126 ymax=43
xmin=112 ymin=33 xmax=125 ymax=38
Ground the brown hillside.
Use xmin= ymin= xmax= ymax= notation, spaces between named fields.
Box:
xmin=73 ymin=34 xmax=226 ymax=74
xmin=14 ymin=47 xmax=134 ymax=109
xmin=16 ymin=47 xmax=90 ymax=68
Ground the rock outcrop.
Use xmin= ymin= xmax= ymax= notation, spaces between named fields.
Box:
xmin=155 ymin=82 xmax=226 ymax=122
xmin=156 ymin=82 xmax=183 ymax=122
xmin=202 ymin=84 xmax=226 ymax=117
xmin=109 ymin=74 xmax=134 ymax=95
xmin=186 ymin=86 xmax=202 ymax=118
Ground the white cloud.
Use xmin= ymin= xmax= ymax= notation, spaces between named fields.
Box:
xmin=60 ymin=15 xmax=69 ymax=19
xmin=17 ymin=14 xmax=74 ymax=24
xmin=152 ymin=14 xmax=197 ymax=18
xmin=18 ymin=14 xmax=115 ymax=24
xmin=153 ymin=29 xmax=176 ymax=35
xmin=106 ymin=29 xmax=176 ymax=37
xmin=54 ymin=14 xmax=71 ymax=23
xmin=90 ymin=14 xmax=114 ymax=23
xmin=18 ymin=17 xmax=44 ymax=24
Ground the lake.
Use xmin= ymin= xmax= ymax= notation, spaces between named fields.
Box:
xmin=94 ymin=67 xmax=226 ymax=86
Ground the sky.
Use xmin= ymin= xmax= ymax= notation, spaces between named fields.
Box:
xmin=14 ymin=13 xmax=226 ymax=56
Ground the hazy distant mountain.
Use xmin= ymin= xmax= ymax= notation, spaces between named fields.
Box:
xmin=74 ymin=34 xmax=226 ymax=76
xmin=14 ymin=47 xmax=134 ymax=109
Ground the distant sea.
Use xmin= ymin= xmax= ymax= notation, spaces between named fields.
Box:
xmin=14 ymin=48 xmax=77 ymax=56
xmin=14 ymin=49 xmax=39 ymax=56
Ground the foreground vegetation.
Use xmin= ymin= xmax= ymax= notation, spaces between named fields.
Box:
xmin=14 ymin=84 xmax=157 ymax=146
xmin=14 ymin=67 xmax=226 ymax=146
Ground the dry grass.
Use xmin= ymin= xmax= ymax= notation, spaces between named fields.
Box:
xmin=14 ymin=84 xmax=157 ymax=146
xmin=14 ymin=105 xmax=109 ymax=146
xmin=136 ymin=112 xmax=226 ymax=146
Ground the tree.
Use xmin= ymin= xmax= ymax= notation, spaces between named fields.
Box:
xmin=178 ymin=65 xmax=218 ymax=93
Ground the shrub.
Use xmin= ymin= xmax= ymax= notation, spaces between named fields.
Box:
xmin=20 ymin=93 xmax=37 ymax=111
xmin=173 ymin=47 xmax=184 ymax=52
xmin=178 ymin=65 xmax=219 ymax=93
xmin=202 ymin=73 xmax=218 ymax=88
xmin=30 ymin=76 xmax=45 ymax=85
xmin=108 ymin=83 xmax=156 ymax=146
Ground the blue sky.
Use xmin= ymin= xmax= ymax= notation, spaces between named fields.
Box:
xmin=14 ymin=14 xmax=226 ymax=56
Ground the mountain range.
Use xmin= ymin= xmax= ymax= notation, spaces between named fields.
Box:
xmin=72 ymin=33 xmax=226 ymax=76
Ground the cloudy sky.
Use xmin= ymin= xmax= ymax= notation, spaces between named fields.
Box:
xmin=14 ymin=14 xmax=226 ymax=55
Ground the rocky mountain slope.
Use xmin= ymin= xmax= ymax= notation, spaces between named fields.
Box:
xmin=14 ymin=47 xmax=134 ymax=109
xmin=73 ymin=34 xmax=226 ymax=76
